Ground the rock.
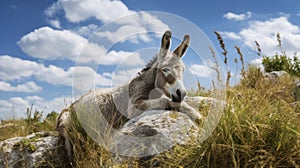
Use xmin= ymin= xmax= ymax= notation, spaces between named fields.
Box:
xmin=111 ymin=110 xmax=199 ymax=158
xmin=106 ymin=97 xmax=213 ymax=166
xmin=0 ymin=131 xmax=63 ymax=168
xmin=264 ymin=71 xmax=288 ymax=79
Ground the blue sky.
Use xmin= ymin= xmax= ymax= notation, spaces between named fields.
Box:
xmin=1 ymin=0 xmax=300 ymax=120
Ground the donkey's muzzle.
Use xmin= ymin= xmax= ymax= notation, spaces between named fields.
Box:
xmin=171 ymin=89 xmax=186 ymax=102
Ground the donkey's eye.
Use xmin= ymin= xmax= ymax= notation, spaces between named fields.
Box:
xmin=162 ymin=67 xmax=171 ymax=73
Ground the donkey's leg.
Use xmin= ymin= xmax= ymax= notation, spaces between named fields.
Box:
xmin=126 ymin=97 xmax=170 ymax=119
xmin=132 ymin=97 xmax=170 ymax=115
xmin=56 ymin=108 xmax=73 ymax=164
xmin=133 ymin=98 xmax=202 ymax=122
xmin=169 ymin=101 xmax=202 ymax=121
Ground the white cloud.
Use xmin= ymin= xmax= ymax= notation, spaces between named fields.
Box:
xmin=0 ymin=96 xmax=72 ymax=120
xmin=220 ymin=31 xmax=241 ymax=40
xmin=48 ymin=19 xmax=61 ymax=29
xmin=238 ymin=16 xmax=300 ymax=56
xmin=36 ymin=65 xmax=111 ymax=89
xmin=44 ymin=1 xmax=61 ymax=17
xmin=71 ymin=66 xmax=112 ymax=92
xmin=220 ymin=16 xmax=300 ymax=57
xmin=0 ymin=55 xmax=43 ymax=81
xmin=18 ymin=27 xmax=144 ymax=65
xmin=45 ymin=1 xmax=169 ymax=44
xmin=26 ymin=95 xmax=44 ymax=103
xmin=0 ymin=97 xmax=30 ymax=120
xmin=223 ymin=11 xmax=251 ymax=21
xmin=96 ymin=12 xmax=169 ymax=43
xmin=76 ymin=24 xmax=99 ymax=37
xmin=189 ymin=64 xmax=212 ymax=78
xmin=109 ymin=68 xmax=141 ymax=87
xmin=18 ymin=27 xmax=88 ymax=62
xmin=75 ymin=41 xmax=106 ymax=64
xmin=101 ymin=51 xmax=144 ymax=66
xmin=250 ymin=58 xmax=261 ymax=65
xmin=0 ymin=81 xmax=42 ymax=93
xmin=45 ymin=0 xmax=134 ymax=23
xmin=0 ymin=55 xmax=112 ymax=89
xmin=96 ymin=24 xmax=149 ymax=44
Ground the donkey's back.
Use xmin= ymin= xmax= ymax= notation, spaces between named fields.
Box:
xmin=56 ymin=87 xmax=129 ymax=163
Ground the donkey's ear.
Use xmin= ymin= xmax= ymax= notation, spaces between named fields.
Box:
xmin=159 ymin=30 xmax=172 ymax=57
xmin=173 ymin=34 xmax=190 ymax=58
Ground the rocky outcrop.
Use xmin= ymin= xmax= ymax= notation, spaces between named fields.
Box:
xmin=264 ymin=70 xmax=288 ymax=79
xmin=111 ymin=110 xmax=199 ymax=158
xmin=0 ymin=96 xmax=212 ymax=167
xmin=0 ymin=131 xmax=64 ymax=168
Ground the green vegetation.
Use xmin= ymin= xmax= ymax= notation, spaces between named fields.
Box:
xmin=1 ymin=33 xmax=299 ymax=167
xmin=0 ymin=108 xmax=58 ymax=141
xmin=153 ymin=67 xmax=300 ymax=167
xmin=262 ymin=54 xmax=300 ymax=76
xmin=260 ymin=33 xmax=300 ymax=76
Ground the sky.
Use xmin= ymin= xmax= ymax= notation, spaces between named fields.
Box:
xmin=1 ymin=0 xmax=300 ymax=120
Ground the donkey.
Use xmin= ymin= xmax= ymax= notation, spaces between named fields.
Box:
xmin=56 ymin=30 xmax=202 ymax=162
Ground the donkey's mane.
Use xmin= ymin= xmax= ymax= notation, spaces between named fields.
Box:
xmin=137 ymin=54 xmax=158 ymax=76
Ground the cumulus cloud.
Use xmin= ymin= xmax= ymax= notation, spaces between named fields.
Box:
xmin=101 ymin=51 xmax=144 ymax=66
xmin=239 ymin=16 xmax=300 ymax=55
xmin=45 ymin=0 xmax=134 ymax=23
xmin=72 ymin=66 xmax=112 ymax=93
xmin=0 ymin=55 xmax=43 ymax=81
xmin=189 ymin=64 xmax=212 ymax=78
xmin=223 ymin=11 xmax=251 ymax=21
xmin=220 ymin=31 xmax=241 ymax=40
xmin=104 ymin=68 xmax=141 ymax=87
xmin=0 ymin=81 xmax=42 ymax=93
xmin=0 ymin=55 xmax=112 ymax=89
xmin=18 ymin=27 xmax=144 ymax=65
xmin=96 ymin=24 xmax=149 ymax=44
xmin=96 ymin=12 xmax=169 ymax=43
xmin=48 ymin=19 xmax=61 ymax=29
xmin=0 ymin=96 xmax=72 ymax=120
xmin=45 ymin=0 xmax=169 ymax=44
xmin=18 ymin=27 xmax=89 ymax=62
xmin=76 ymin=24 xmax=99 ymax=37
xmin=221 ymin=16 xmax=300 ymax=56
xmin=0 ymin=97 xmax=34 ymax=120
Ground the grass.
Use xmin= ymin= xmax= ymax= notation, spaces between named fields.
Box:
xmin=153 ymin=67 xmax=300 ymax=167
xmin=0 ymin=110 xmax=57 ymax=141
xmin=1 ymin=33 xmax=300 ymax=167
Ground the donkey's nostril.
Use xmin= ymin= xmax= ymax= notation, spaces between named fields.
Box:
xmin=176 ymin=89 xmax=181 ymax=96
xmin=172 ymin=89 xmax=186 ymax=102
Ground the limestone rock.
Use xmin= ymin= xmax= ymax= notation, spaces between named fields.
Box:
xmin=111 ymin=110 xmax=199 ymax=158
xmin=264 ymin=71 xmax=288 ymax=79
xmin=0 ymin=131 xmax=62 ymax=168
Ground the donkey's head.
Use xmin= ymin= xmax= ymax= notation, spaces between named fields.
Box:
xmin=154 ymin=31 xmax=190 ymax=102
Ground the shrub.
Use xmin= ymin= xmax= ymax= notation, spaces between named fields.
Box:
xmin=262 ymin=54 xmax=300 ymax=76
xmin=261 ymin=33 xmax=300 ymax=77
